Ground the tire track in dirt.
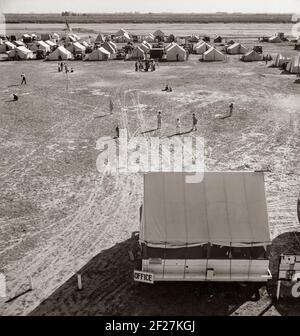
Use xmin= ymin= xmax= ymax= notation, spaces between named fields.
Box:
xmin=0 ymin=89 xmax=144 ymax=315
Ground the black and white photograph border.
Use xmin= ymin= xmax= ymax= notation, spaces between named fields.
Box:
xmin=0 ymin=0 xmax=299 ymax=317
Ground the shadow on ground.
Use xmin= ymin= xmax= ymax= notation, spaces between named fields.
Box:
xmin=31 ymin=231 xmax=300 ymax=316
xmin=30 ymin=235 xmax=265 ymax=316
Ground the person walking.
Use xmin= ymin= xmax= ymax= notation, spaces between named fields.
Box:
xmin=192 ymin=113 xmax=198 ymax=131
xmin=109 ymin=99 xmax=114 ymax=114
xmin=176 ymin=118 xmax=181 ymax=134
xmin=20 ymin=72 xmax=26 ymax=85
xmin=157 ymin=111 xmax=162 ymax=129
xmin=176 ymin=53 xmax=179 ymax=62
xmin=229 ymin=103 xmax=234 ymax=117
xmin=58 ymin=63 xmax=61 ymax=72
xmin=116 ymin=125 xmax=120 ymax=138
xmin=135 ymin=61 xmax=138 ymax=72
xmin=186 ymin=50 xmax=189 ymax=60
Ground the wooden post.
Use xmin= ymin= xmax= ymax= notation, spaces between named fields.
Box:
xmin=77 ymin=273 xmax=82 ymax=290
xmin=28 ymin=275 xmax=33 ymax=290
xmin=276 ymin=280 xmax=281 ymax=300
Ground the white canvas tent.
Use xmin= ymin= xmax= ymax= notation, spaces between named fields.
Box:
xmin=7 ymin=46 xmax=34 ymax=60
xmin=47 ymin=46 xmax=72 ymax=60
xmin=241 ymin=50 xmax=263 ymax=62
xmin=115 ymin=33 xmax=132 ymax=43
xmin=0 ymin=40 xmax=12 ymax=53
xmin=165 ymin=42 xmax=174 ymax=51
xmin=66 ymin=42 xmax=86 ymax=53
xmin=45 ymin=40 xmax=56 ymax=48
xmin=286 ymin=56 xmax=300 ymax=74
xmin=139 ymin=42 xmax=151 ymax=53
xmin=22 ymin=34 xmax=31 ymax=42
xmin=0 ymin=40 xmax=6 ymax=53
xmin=142 ymin=40 xmax=152 ymax=49
xmin=269 ymin=35 xmax=282 ymax=43
xmin=13 ymin=40 xmax=25 ymax=47
xmin=165 ymin=43 xmax=186 ymax=61
xmin=130 ymin=46 xmax=145 ymax=59
xmin=226 ymin=42 xmax=248 ymax=55
xmin=81 ymin=41 xmax=90 ymax=47
xmin=52 ymin=33 xmax=60 ymax=42
xmin=139 ymin=172 xmax=272 ymax=282
xmin=66 ymin=34 xmax=79 ymax=43
xmin=95 ymin=33 xmax=106 ymax=44
xmin=115 ymin=28 xmax=129 ymax=37
xmin=102 ymin=41 xmax=117 ymax=54
xmin=203 ymin=47 xmax=226 ymax=61
xmin=5 ymin=41 xmax=15 ymax=51
xmin=29 ymin=40 xmax=51 ymax=53
xmin=273 ymin=54 xmax=290 ymax=67
xmin=145 ymin=33 xmax=155 ymax=43
xmin=194 ymin=42 xmax=211 ymax=55
xmin=153 ymin=29 xmax=165 ymax=38
xmin=84 ymin=47 xmax=110 ymax=61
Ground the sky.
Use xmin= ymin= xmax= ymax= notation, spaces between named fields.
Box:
xmin=0 ymin=0 xmax=299 ymax=13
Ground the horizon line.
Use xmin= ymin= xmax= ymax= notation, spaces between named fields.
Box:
xmin=3 ymin=12 xmax=294 ymax=15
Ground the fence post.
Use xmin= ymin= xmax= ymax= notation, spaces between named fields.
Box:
xmin=77 ymin=273 xmax=82 ymax=290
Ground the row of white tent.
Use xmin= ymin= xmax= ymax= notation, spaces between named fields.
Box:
xmin=194 ymin=39 xmax=264 ymax=62
xmin=47 ymin=41 xmax=118 ymax=61
xmin=0 ymin=39 xmax=57 ymax=53
xmin=194 ymin=41 xmax=249 ymax=56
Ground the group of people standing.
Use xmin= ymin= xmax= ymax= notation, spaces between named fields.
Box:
xmin=135 ymin=60 xmax=157 ymax=72
xmin=157 ymin=111 xmax=198 ymax=134
xmin=58 ymin=62 xmax=74 ymax=73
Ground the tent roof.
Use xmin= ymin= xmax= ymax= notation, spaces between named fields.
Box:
xmin=195 ymin=42 xmax=211 ymax=49
xmin=45 ymin=40 xmax=56 ymax=46
xmin=95 ymin=33 xmax=105 ymax=43
xmin=5 ymin=41 xmax=15 ymax=48
xmin=99 ymin=47 xmax=110 ymax=55
xmin=16 ymin=46 xmax=32 ymax=54
xmin=140 ymin=172 xmax=271 ymax=248
xmin=244 ymin=50 xmax=260 ymax=57
xmin=37 ymin=40 xmax=50 ymax=48
xmin=14 ymin=40 xmax=25 ymax=46
xmin=153 ymin=29 xmax=165 ymax=36
xmin=115 ymin=28 xmax=129 ymax=36
xmin=228 ymin=42 xmax=240 ymax=49
xmin=166 ymin=43 xmax=186 ymax=54
xmin=203 ymin=47 xmax=225 ymax=58
xmin=73 ymin=42 xmax=86 ymax=51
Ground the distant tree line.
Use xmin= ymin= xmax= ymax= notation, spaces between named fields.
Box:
xmin=61 ymin=12 xmax=87 ymax=16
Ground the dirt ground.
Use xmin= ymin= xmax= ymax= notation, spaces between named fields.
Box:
xmin=0 ymin=34 xmax=299 ymax=315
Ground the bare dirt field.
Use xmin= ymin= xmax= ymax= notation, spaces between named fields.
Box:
xmin=0 ymin=30 xmax=299 ymax=315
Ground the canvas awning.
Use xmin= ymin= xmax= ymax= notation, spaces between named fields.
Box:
xmin=140 ymin=172 xmax=271 ymax=248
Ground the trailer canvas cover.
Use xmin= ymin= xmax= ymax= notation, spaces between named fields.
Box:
xmin=140 ymin=172 xmax=271 ymax=249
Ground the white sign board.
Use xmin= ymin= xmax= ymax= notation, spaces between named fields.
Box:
xmin=276 ymin=254 xmax=300 ymax=300
xmin=278 ymin=255 xmax=300 ymax=280
xmin=134 ymin=270 xmax=154 ymax=284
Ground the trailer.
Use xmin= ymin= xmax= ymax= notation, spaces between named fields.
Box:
xmin=135 ymin=172 xmax=272 ymax=283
